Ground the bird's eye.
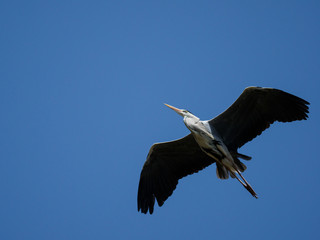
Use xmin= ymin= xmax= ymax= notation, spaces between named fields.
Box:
xmin=183 ymin=110 xmax=188 ymax=113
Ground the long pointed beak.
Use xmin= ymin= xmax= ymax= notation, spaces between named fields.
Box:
xmin=164 ymin=103 xmax=183 ymax=115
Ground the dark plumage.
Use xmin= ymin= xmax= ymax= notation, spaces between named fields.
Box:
xmin=138 ymin=87 xmax=309 ymax=214
xmin=210 ymin=87 xmax=309 ymax=151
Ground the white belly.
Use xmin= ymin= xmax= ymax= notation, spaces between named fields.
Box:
xmin=185 ymin=118 xmax=236 ymax=169
xmin=190 ymin=127 xmax=237 ymax=172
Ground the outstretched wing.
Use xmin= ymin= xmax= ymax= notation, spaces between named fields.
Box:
xmin=209 ymin=87 xmax=309 ymax=151
xmin=138 ymin=134 xmax=214 ymax=214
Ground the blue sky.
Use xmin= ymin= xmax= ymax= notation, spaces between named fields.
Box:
xmin=1 ymin=1 xmax=319 ymax=239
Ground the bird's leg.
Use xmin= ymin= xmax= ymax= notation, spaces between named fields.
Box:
xmin=218 ymin=161 xmax=258 ymax=198
xmin=204 ymin=148 xmax=258 ymax=198
xmin=234 ymin=168 xmax=258 ymax=198
xmin=215 ymin=144 xmax=257 ymax=197
xmin=229 ymin=171 xmax=246 ymax=187
xmin=222 ymin=161 xmax=258 ymax=198
xmin=237 ymin=169 xmax=252 ymax=188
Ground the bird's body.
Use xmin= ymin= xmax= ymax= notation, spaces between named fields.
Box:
xmin=183 ymin=116 xmax=234 ymax=175
xmin=138 ymin=87 xmax=309 ymax=214
xmin=179 ymin=109 xmax=257 ymax=196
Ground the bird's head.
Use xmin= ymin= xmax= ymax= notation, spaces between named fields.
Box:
xmin=164 ymin=103 xmax=198 ymax=120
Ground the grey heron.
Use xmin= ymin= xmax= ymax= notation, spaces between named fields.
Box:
xmin=138 ymin=87 xmax=309 ymax=214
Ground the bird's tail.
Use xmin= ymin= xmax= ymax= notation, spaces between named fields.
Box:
xmin=216 ymin=158 xmax=247 ymax=179
xmin=216 ymin=163 xmax=229 ymax=179
xmin=216 ymin=161 xmax=258 ymax=198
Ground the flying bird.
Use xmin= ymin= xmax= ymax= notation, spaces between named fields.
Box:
xmin=137 ymin=87 xmax=309 ymax=214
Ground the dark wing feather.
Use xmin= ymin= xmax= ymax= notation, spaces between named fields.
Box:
xmin=209 ymin=87 xmax=309 ymax=151
xmin=138 ymin=134 xmax=214 ymax=214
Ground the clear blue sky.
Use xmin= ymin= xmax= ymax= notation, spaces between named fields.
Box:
xmin=1 ymin=1 xmax=319 ymax=239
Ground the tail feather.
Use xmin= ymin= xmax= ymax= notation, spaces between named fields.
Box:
xmin=216 ymin=163 xmax=229 ymax=179
xmin=230 ymin=152 xmax=250 ymax=172
xmin=235 ymin=152 xmax=252 ymax=161
xmin=234 ymin=158 xmax=247 ymax=172
xmin=215 ymin=158 xmax=258 ymax=198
